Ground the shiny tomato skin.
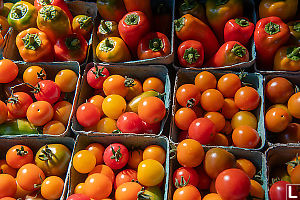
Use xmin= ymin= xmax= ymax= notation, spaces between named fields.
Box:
xmin=34 ymin=80 xmax=61 ymax=105
xmin=188 ymin=118 xmax=216 ymax=145
xmin=173 ymin=185 xmax=201 ymax=200
xmin=7 ymin=92 xmax=33 ymax=118
xmin=103 ymin=143 xmax=129 ymax=170
xmin=0 ymin=59 xmax=18 ymax=83
xmin=234 ymin=86 xmax=260 ymax=111
xmin=142 ymin=121 xmax=160 ymax=134
xmin=138 ymin=96 xmax=166 ymax=124
xmin=114 ymin=169 xmax=137 ymax=189
xmin=87 ymin=66 xmax=109 ymax=89
xmin=66 ymin=194 xmax=90 ymax=200
xmin=288 ymin=92 xmax=300 ymax=119
xmin=6 ymin=145 xmax=33 ymax=169
xmin=117 ymin=112 xmax=143 ymax=134
xmin=266 ymin=77 xmax=294 ymax=104
xmin=269 ymin=181 xmax=289 ymax=200
xmin=173 ymin=167 xmax=199 ymax=187
xmin=76 ymin=103 xmax=101 ymax=127
xmin=177 ymin=139 xmax=204 ymax=168
xmin=26 ymin=101 xmax=54 ymax=126
xmin=176 ymin=84 xmax=201 ymax=107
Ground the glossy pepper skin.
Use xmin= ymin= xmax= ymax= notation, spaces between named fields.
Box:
xmin=8 ymin=1 xmax=38 ymax=32
xmin=206 ymin=0 xmax=243 ymax=41
xmin=174 ymin=14 xmax=219 ymax=60
xmin=274 ymin=46 xmax=300 ymax=71
xmin=16 ymin=28 xmax=54 ymax=62
xmin=177 ymin=40 xmax=204 ymax=68
xmin=96 ymin=37 xmax=131 ymax=63
xmin=179 ymin=0 xmax=206 ymax=22
xmin=72 ymin=15 xmax=93 ymax=40
xmin=54 ymin=33 xmax=88 ymax=63
xmin=206 ymin=41 xmax=249 ymax=67
xmin=254 ymin=17 xmax=290 ymax=68
xmin=123 ymin=0 xmax=152 ymax=20
xmin=259 ymin=0 xmax=298 ymax=21
xmin=34 ymin=0 xmax=73 ymax=22
xmin=96 ymin=0 xmax=127 ymax=22
xmin=288 ymin=20 xmax=300 ymax=45
xmin=97 ymin=20 xmax=119 ymax=42
xmin=137 ymin=32 xmax=171 ymax=60
xmin=37 ymin=5 xmax=72 ymax=44
xmin=118 ymin=11 xmax=151 ymax=56
xmin=224 ymin=18 xmax=254 ymax=46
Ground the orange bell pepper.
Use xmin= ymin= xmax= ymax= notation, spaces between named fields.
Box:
xmin=259 ymin=0 xmax=298 ymax=21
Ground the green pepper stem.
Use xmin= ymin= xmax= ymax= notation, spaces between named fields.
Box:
xmin=265 ymin=22 xmax=280 ymax=35
xmin=174 ymin=17 xmax=185 ymax=32
xmin=293 ymin=22 xmax=300 ymax=32
xmin=124 ymin=14 xmax=139 ymax=26
xmin=235 ymin=18 xmax=249 ymax=27
xmin=287 ymin=46 xmax=300 ymax=61
xmin=149 ymin=38 xmax=164 ymax=52
xmin=183 ymin=47 xmax=200 ymax=64
xmin=39 ymin=5 xmax=59 ymax=21
xmin=231 ymin=43 xmax=246 ymax=58
xmin=100 ymin=20 xmax=111 ymax=34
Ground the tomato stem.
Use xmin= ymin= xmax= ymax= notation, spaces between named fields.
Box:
xmin=110 ymin=145 xmax=122 ymax=162
xmin=137 ymin=187 xmax=151 ymax=200
xmin=38 ymin=144 xmax=54 ymax=161
xmin=16 ymin=146 xmax=28 ymax=156
xmin=100 ymin=20 xmax=111 ymax=34
xmin=287 ymin=46 xmax=300 ymax=61
xmin=124 ymin=76 xmax=136 ymax=87
xmin=37 ymin=69 xmax=46 ymax=80
xmin=91 ymin=65 xmax=107 ymax=79
xmin=186 ymin=98 xmax=196 ymax=108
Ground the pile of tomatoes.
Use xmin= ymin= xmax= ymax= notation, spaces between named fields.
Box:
xmin=69 ymin=142 xmax=166 ymax=200
xmin=75 ymin=65 xmax=167 ymax=134
xmin=0 ymin=143 xmax=71 ymax=200
xmin=0 ymin=59 xmax=78 ymax=135
xmin=173 ymin=138 xmax=264 ymax=200
xmin=265 ymin=76 xmax=300 ymax=143
xmin=174 ymin=71 xmax=261 ymax=149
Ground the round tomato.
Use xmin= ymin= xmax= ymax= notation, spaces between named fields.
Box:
xmin=266 ymin=77 xmax=294 ymax=104
xmin=202 ymin=193 xmax=222 ymax=200
xmin=142 ymin=121 xmax=160 ymax=134
xmin=103 ymin=143 xmax=129 ymax=170
xmin=143 ymin=145 xmax=166 ymax=164
xmin=96 ymin=117 xmax=117 ymax=133
xmin=236 ymin=158 xmax=256 ymax=178
xmin=102 ymin=95 xmax=126 ymax=119
xmin=211 ymin=133 xmax=229 ymax=146
xmin=126 ymin=79 xmax=143 ymax=101
xmin=249 ymin=180 xmax=264 ymax=200
xmin=201 ymin=89 xmax=224 ymax=112
xmin=234 ymin=86 xmax=260 ymax=111
xmin=204 ymin=112 xmax=225 ymax=133
xmin=138 ymin=96 xmax=166 ymax=124
xmin=33 ymin=80 xmax=61 ymax=104
xmin=176 ymin=84 xmax=201 ymax=107
xmin=55 ymin=69 xmax=78 ymax=93
xmin=288 ymin=92 xmax=300 ymax=119
xmin=215 ymin=169 xmax=250 ymax=200
xmin=128 ymin=149 xmax=143 ymax=170
xmin=84 ymin=173 xmax=112 ymax=200
xmin=268 ymin=104 xmax=292 ymax=122
xmin=67 ymin=194 xmax=90 ymax=200
xmin=0 ymin=160 xmax=17 ymax=177
xmin=88 ymin=95 xmax=104 ymax=117
xmin=269 ymin=181 xmax=289 ymax=200
xmin=86 ymin=143 xmax=105 ymax=165
xmin=231 ymin=111 xmax=257 ymax=130
xmin=177 ymin=139 xmax=204 ymax=168
xmin=0 ymin=59 xmax=18 ymax=83
xmin=117 ymin=112 xmax=143 ymax=134
xmin=143 ymin=77 xmax=164 ymax=93
xmin=16 ymin=164 xmax=45 ymax=191
xmin=217 ymin=73 xmax=241 ymax=98
xmin=41 ymin=176 xmax=64 ymax=200
xmin=221 ymin=98 xmax=239 ymax=119
xmin=279 ymin=123 xmax=300 ymax=143
xmin=114 ymin=169 xmax=137 ymax=189
xmin=26 ymin=101 xmax=54 ymax=126
xmin=87 ymin=65 xmax=109 ymax=89
xmin=196 ymin=165 xmax=211 ymax=190
xmin=6 ymin=145 xmax=33 ymax=169
xmin=7 ymin=92 xmax=33 ymax=118
xmin=137 ymin=159 xmax=164 ymax=186
xmin=173 ymin=185 xmax=201 ymax=200
xmin=0 ymin=174 xmax=17 ymax=198
xmin=73 ymin=150 xmax=96 ymax=174
xmin=265 ymin=107 xmax=290 ymax=132
xmin=88 ymin=164 xmax=115 ymax=183
xmin=188 ymin=118 xmax=216 ymax=145
xmin=76 ymin=103 xmax=101 ymax=127
xmin=74 ymin=183 xmax=85 ymax=194
xmin=173 ymin=167 xmax=199 ymax=187
xmin=53 ymin=101 xmax=72 ymax=126
xmin=232 ymin=125 xmax=260 ymax=148
xmin=291 ymin=165 xmax=300 ymax=184
xmin=115 ymin=182 xmax=142 ymax=200
xmin=194 ymin=71 xmax=216 ymax=92
xmin=103 ymin=75 xmax=130 ymax=97
xmin=23 ymin=66 xmax=46 ymax=86
xmin=175 ymin=107 xmax=197 ymax=130
xmin=0 ymin=100 xmax=7 ymax=124
xmin=43 ymin=120 xmax=65 ymax=135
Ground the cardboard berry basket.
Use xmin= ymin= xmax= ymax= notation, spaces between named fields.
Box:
xmin=168 ymin=145 xmax=269 ymax=200
xmin=67 ymin=134 xmax=170 ymax=200
xmin=92 ymin=0 xmax=175 ymax=65
xmin=2 ymin=1 xmax=97 ymax=68
xmin=0 ymin=136 xmax=75 ymax=200
xmin=71 ymin=62 xmax=171 ymax=136
xmin=0 ymin=61 xmax=81 ymax=137
xmin=172 ymin=0 xmax=257 ymax=71
xmin=169 ymin=68 xmax=266 ymax=151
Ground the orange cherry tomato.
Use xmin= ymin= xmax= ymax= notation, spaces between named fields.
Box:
xmin=53 ymin=101 xmax=72 ymax=126
xmin=88 ymin=164 xmax=115 ymax=184
xmin=236 ymin=158 xmax=256 ymax=178
xmin=266 ymin=77 xmax=294 ymax=104
xmin=194 ymin=71 xmax=217 ymax=92
xmin=204 ymin=112 xmax=225 ymax=133
xmin=16 ymin=164 xmax=45 ymax=191
xmin=288 ymin=92 xmax=300 ymax=119
xmin=221 ymin=120 xmax=233 ymax=135
xmin=221 ymin=98 xmax=239 ymax=119
xmin=88 ymin=95 xmax=105 ymax=117
xmin=6 ymin=145 xmax=33 ymax=169
xmin=201 ymin=89 xmax=224 ymax=112
xmin=0 ymin=160 xmax=17 ymax=177
xmin=143 ymin=145 xmax=166 ymax=164
xmin=231 ymin=111 xmax=258 ymax=130
xmin=96 ymin=117 xmax=118 ymax=133
xmin=0 ymin=100 xmax=8 ymax=124
xmin=23 ymin=66 xmax=46 ymax=86
xmin=232 ymin=125 xmax=260 ymax=149
xmin=217 ymin=73 xmax=241 ymax=98
xmin=84 ymin=173 xmax=112 ymax=200
xmin=249 ymin=180 xmax=264 ymax=200
xmin=103 ymin=75 xmax=130 ymax=97
xmin=128 ymin=149 xmax=143 ymax=169
xmin=176 ymin=84 xmax=201 ymax=107
xmin=234 ymin=86 xmax=260 ymax=111
xmin=177 ymin=139 xmax=204 ymax=167
xmin=74 ymin=183 xmax=85 ymax=194
xmin=126 ymin=79 xmax=143 ymax=101
xmin=55 ymin=69 xmax=78 ymax=93
xmin=138 ymin=96 xmax=166 ymax=124
xmin=0 ymin=59 xmax=18 ymax=83
xmin=73 ymin=150 xmax=96 ymax=174
xmin=14 ymin=181 xmax=31 ymax=199
xmin=265 ymin=107 xmax=290 ymax=132
xmin=175 ymin=107 xmax=197 ymax=130
xmin=86 ymin=143 xmax=105 ymax=165
xmin=211 ymin=133 xmax=229 ymax=146
xmin=41 ymin=176 xmax=64 ymax=200
xmin=115 ymin=182 xmax=142 ymax=200
xmin=26 ymin=101 xmax=54 ymax=126
xmin=114 ymin=169 xmax=137 ymax=189
xmin=43 ymin=120 xmax=65 ymax=135
xmin=142 ymin=77 xmax=164 ymax=93
xmin=0 ymin=174 xmax=17 ymax=198
xmin=173 ymin=185 xmax=201 ymax=200
xmin=203 ymin=193 xmax=222 ymax=200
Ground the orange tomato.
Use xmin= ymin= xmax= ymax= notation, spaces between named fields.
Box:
xmin=249 ymin=180 xmax=264 ymax=200
xmin=53 ymin=101 xmax=72 ymax=126
xmin=288 ymin=92 xmax=300 ymax=119
xmin=143 ymin=145 xmax=166 ymax=164
xmin=234 ymin=86 xmax=260 ymax=111
xmin=26 ymin=101 xmax=54 ymax=126
xmin=173 ymin=185 xmax=201 ymax=200
xmin=268 ymin=104 xmax=292 ymax=123
xmin=287 ymin=155 xmax=300 ymax=176
xmin=217 ymin=73 xmax=241 ymax=98
xmin=0 ymin=100 xmax=7 ymax=124
xmin=74 ymin=183 xmax=85 ymax=194
xmin=201 ymin=89 xmax=224 ymax=112
xmin=194 ymin=71 xmax=217 ymax=92
xmin=232 ymin=125 xmax=260 ymax=149
xmin=177 ymin=139 xmax=204 ymax=167
xmin=0 ymin=160 xmax=17 ymax=177
xmin=202 ymin=193 xmax=222 ymax=200
xmin=265 ymin=107 xmax=290 ymax=132
xmin=86 ymin=143 xmax=105 ymax=164
xmin=143 ymin=77 xmax=164 ymax=93
xmin=128 ymin=149 xmax=143 ymax=169
xmin=114 ymin=169 xmax=137 ymax=189
xmin=211 ymin=133 xmax=229 ymax=146
xmin=43 ymin=120 xmax=65 ymax=135
xmin=88 ymin=95 xmax=105 ymax=117
xmin=16 ymin=164 xmax=45 ymax=191
xmin=176 ymin=84 xmax=201 ymax=107
xmin=14 ymin=181 xmax=31 ymax=199
xmin=266 ymin=77 xmax=294 ymax=104
xmin=41 ymin=176 xmax=64 ymax=200
xmin=96 ymin=117 xmax=118 ymax=133
xmin=88 ymin=164 xmax=115 ymax=184
xmin=204 ymin=112 xmax=225 ymax=132
xmin=221 ymin=98 xmax=239 ymax=119
xmin=0 ymin=174 xmax=17 ymax=198
xmin=84 ymin=173 xmax=112 ymax=200
xmin=0 ymin=59 xmax=18 ymax=83
xmin=231 ymin=111 xmax=258 ymax=130
xmin=55 ymin=69 xmax=78 ymax=92
xmin=221 ymin=120 xmax=233 ymax=135
xmin=103 ymin=75 xmax=129 ymax=97
xmin=175 ymin=107 xmax=197 ymax=130
xmin=138 ymin=96 xmax=166 ymax=124
xmin=23 ymin=66 xmax=46 ymax=86
xmin=126 ymin=79 xmax=143 ymax=101
xmin=236 ymin=159 xmax=256 ymax=178
xmin=115 ymin=182 xmax=142 ymax=200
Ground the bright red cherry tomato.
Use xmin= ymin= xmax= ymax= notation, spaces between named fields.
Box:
xmin=173 ymin=167 xmax=200 ymax=188
xmin=269 ymin=181 xmax=290 ymax=200
xmin=117 ymin=112 xmax=143 ymax=134
xmin=33 ymin=80 xmax=61 ymax=105
xmin=87 ymin=65 xmax=109 ymax=89
xmin=103 ymin=143 xmax=129 ymax=170
xmin=188 ymin=118 xmax=216 ymax=145
xmin=76 ymin=103 xmax=101 ymax=127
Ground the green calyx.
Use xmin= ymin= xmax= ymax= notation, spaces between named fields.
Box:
xmin=99 ymin=20 xmax=112 ymax=34
xmin=180 ymin=0 xmax=198 ymax=11
xmin=265 ymin=22 xmax=280 ymax=35
xmin=110 ymin=145 xmax=122 ymax=162
xmin=65 ymin=37 xmax=81 ymax=50
xmin=137 ymin=188 xmax=152 ymax=200
xmin=38 ymin=0 xmax=52 ymax=6
xmin=293 ymin=22 xmax=300 ymax=32
xmin=10 ymin=4 xmax=28 ymax=19
xmin=231 ymin=43 xmax=246 ymax=58
xmin=77 ymin=15 xmax=92 ymax=30
xmin=183 ymin=47 xmax=200 ymax=64
xmin=92 ymin=65 xmax=107 ymax=79
xmin=16 ymin=146 xmax=28 ymax=156
xmin=39 ymin=5 xmax=59 ymax=21
xmin=100 ymin=38 xmax=115 ymax=52
xmin=124 ymin=76 xmax=136 ymax=87
xmin=235 ymin=18 xmax=249 ymax=27
xmin=22 ymin=33 xmax=41 ymax=51
xmin=215 ymin=0 xmax=229 ymax=6
xmin=149 ymin=38 xmax=164 ymax=52
xmin=38 ymin=145 xmax=53 ymax=161
xmin=124 ymin=14 xmax=139 ymax=26
xmin=287 ymin=46 xmax=300 ymax=61
xmin=174 ymin=17 xmax=185 ymax=32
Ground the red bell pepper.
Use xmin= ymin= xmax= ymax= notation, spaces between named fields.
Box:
xmin=123 ymin=0 xmax=152 ymax=21
xmin=224 ymin=18 xmax=254 ymax=46
xmin=177 ymin=40 xmax=204 ymax=68
xmin=118 ymin=11 xmax=151 ymax=56
xmin=206 ymin=41 xmax=249 ymax=67
xmin=137 ymin=32 xmax=171 ymax=60
xmin=34 ymin=0 xmax=73 ymax=22
xmin=53 ymin=33 xmax=88 ymax=63
xmin=254 ymin=16 xmax=290 ymax=68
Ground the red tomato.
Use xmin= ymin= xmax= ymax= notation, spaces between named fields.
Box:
xmin=188 ymin=118 xmax=216 ymax=145
xmin=33 ymin=80 xmax=61 ymax=105
xmin=76 ymin=103 xmax=101 ymax=127
xmin=269 ymin=181 xmax=290 ymax=200
xmin=103 ymin=143 xmax=129 ymax=170
xmin=66 ymin=194 xmax=90 ymax=200
xmin=7 ymin=92 xmax=33 ymax=118
xmin=234 ymin=86 xmax=260 ymax=111
xmin=6 ymin=145 xmax=33 ymax=169
xmin=117 ymin=112 xmax=143 ymax=134
xmin=142 ymin=121 xmax=160 ymax=134
xmin=114 ymin=169 xmax=137 ymax=189
xmin=87 ymin=65 xmax=109 ymax=89
xmin=173 ymin=167 xmax=199 ymax=188
xmin=138 ymin=96 xmax=166 ymax=124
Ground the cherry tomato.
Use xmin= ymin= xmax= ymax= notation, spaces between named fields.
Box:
xmin=126 ymin=79 xmax=143 ymax=101
xmin=143 ymin=186 xmax=163 ymax=200
xmin=249 ymin=180 xmax=264 ymax=200
xmin=265 ymin=107 xmax=290 ymax=132
xmin=269 ymin=181 xmax=289 ymax=200
xmin=204 ymin=112 xmax=225 ymax=133
xmin=6 ymin=145 xmax=33 ymax=169
xmin=288 ymin=92 xmax=300 ymax=119
xmin=175 ymin=107 xmax=197 ymax=130
xmin=102 ymin=95 xmax=126 ymax=119
xmin=221 ymin=120 xmax=233 ymax=135
xmin=76 ymin=103 xmax=101 ymax=127
xmin=194 ymin=71 xmax=217 ymax=92
xmin=67 ymin=194 xmax=90 ymax=200
xmin=33 ymin=80 xmax=61 ymax=104
xmin=202 ymin=193 xmax=222 ymax=200
xmin=138 ymin=96 xmax=166 ymax=124
xmin=177 ymin=139 xmax=204 ymax=168
xmin=117 ymin=112 xmax=143 ymax=134
xmin=7 ymin=92 xmax=33 ymax=118
xmin=14 ymin=181 xmax=31 ymax=199
xmin=128 ymin=149 xmax=143 ymax=169
xmin=266 ymin=77 xmax=294 ymax=104
xmin=231 ymin=111 xmax=257 ymax=130
xmin=201 ymin=89 xmax=224 ymax=112
xmin=88 ymin=95 xmax=104 ymax=117
xmin=23 ymin=66 xmax=46 ymax=86
xmin=96 ymin=117 xmax=117 ymax=133
xmin=217 ymin=73 xmax=241 ymax=98
xmin=142 ymin=77 xmax=164 ymax=93
xmin=87 ymin=65 xmax=109 ymax=89
xmin=55 ymin=69 xmax=78 ymax=93
xmin=16 ymin=164 xmax=45 ymax=191
xmin=88 ymin=164 xmax=115 ymax=183
xmin=0 ymin=197 xmax=16 ymax=200
xmin=103 ymin=75 xmax=130 ymax=97
xmin=232 ymin=125 xmax=260 ymax=148
xmin=211 ymin=133 xmax=229 ymax=146
xmin=221 ymin=98 xmax=239 ymax=119
xmin=143 ymin=145 xmax=166 ymax=164
xmin=291 ymin=165 xmax=300 ymax=184
xmin=215 ymin=169 xmax=250 ymax=200
xmin=41 ymin=176 xmax=64 ymax=200
xmin=43 ymin=120 xmax=65 ymax=135
xmin=0 ymin=59 xmax=18 ymax=83
xmin=268 ymin=104 xmax=292 ymax=123
xmin=114 ymin=169 xmax=137 ymax=189
xmin=0 ymin=100 xmax=7 ymax=124
xmin=115 ymin=182 xmax=142 ymax=200
xmin=0 ymin=160 xmax=16 ymax=177
xmin=142 ymin=121 xmax=160 ymax=134
xmin=196 ymin=165 xmax=211 ymax=190
xmin=188 ymin=118 xmax=216 ymax=145
xmin=234 ymin=86 xmax=260 ymax=111
xmin=173 ymin=185 xmax=201 ymax=200
xmin=86 ymin=143 xmax=105 ymax=165
xmin=287 ymin=155 xmax=300 ymax=176
xmin=53 ymin=101 xmax=72 ymax=126
xmin=84 ymin=173 xmax=112 ymax=200
xmin=73 ymin=150 xmax=96 ymax=174
xmin=279 ymin=123 xmax=300 ymax=143
xmin=26 ymin=101 xmax=54 ymax=126
xmin=236 ymin=158 xmax=256 ymax=178
xmin=173 ymin=167 xmax=199 ymax=187
xmin=74 ymin=183 xmax=85 ymax=194
xmin=0 ymin=174 xmax=17 ymax=198
xmin=137 ymin=159 xmax=165 ymax=186
xmin=103 ymin=143 xmax=129 ymax=170
xmin=176 ymin=84 xmax=201 ymax=107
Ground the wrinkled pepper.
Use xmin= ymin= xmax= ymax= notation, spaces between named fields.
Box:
xmin=179 ymin=0 xmax=206 ymax=22
xmin=174 ymin=14 xmax=219 ymax=60
xmin=37 ymin=5 xmax=72 ymax=44
xmin=72 ymin=15 xmax=93 ymax=40
xmin=273 ymin=45 xmax=300 ymax=71
xmin=123 ymin=0 xmax=152 ymax=20
xmin=177 ymin=40 xmax=204 ymax=68
xmin=34 ymin=0 xmax=73 ymax=22
xmin=224 ymin=18 xmax=255 ymax=46
xmin=96 ymin=0 xmax=127 ymax=22
xmin=288 ymin=20 xmax=300 ymax=45
xmin=54 ymin=33 xmax=88 ymax=63
xmin=259 ymin=0 xmax=298 ymax=21
xmin=0 ymin=16 xmax=9 ymax=36
xmin=137 ymin=32 xmax=171 ymax=60
xmin=254 ymin=16 xmax=290 ymax=68
xmin=206 ymin=0 xmax=243 ymax=41
xmin=97 ymin=20 xmax=119 ymax=42
xmin=118 ymin=11 xmax=151 ymax=56
xmin=206 ymin=41 xmax=249 ymax=67
xmin=153 ymin=3 xmax=171 ymax=35
xmin=16 ymin=28 xmax=54 ymax=62
xmin=8 ymin=1 xmax=38 ymax=32
xmin=96 ymin=37 xmax=131 ymax=63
